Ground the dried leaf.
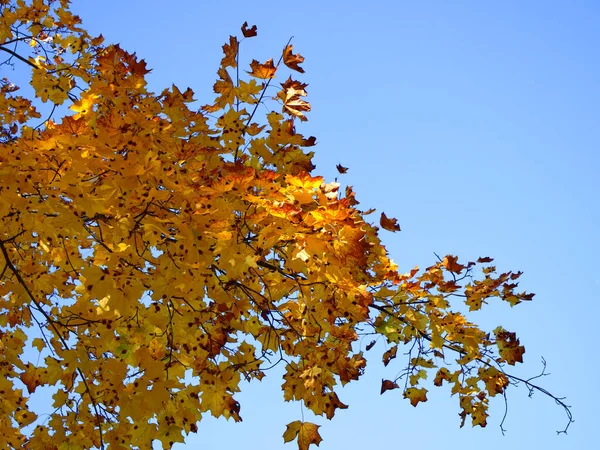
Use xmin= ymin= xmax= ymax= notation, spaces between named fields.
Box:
xmin=380 ymin=379 xmax=399 ymax=394
xmin=380 ymin=212 xmax=401 ymax=232
xmin=283 ymin=44 xmax=305 ymax=73
xmin=248 ymin=58 xmax=277 ymax=79
xmin=241 ymin=22 xmax=257 ymax=38
xmin=336 ymin=164 xmax=348 ymax=174
xmin=221 ymin=36 xmax=238 ymax=68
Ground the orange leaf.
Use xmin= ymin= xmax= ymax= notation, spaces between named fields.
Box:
xmin=248 ymin=59 xmax=277 ymax=79
xmin=57 ymin=115 xmax=87 ymax=136
xmin=380 ymin=212 xmax=401 ymax=232
xmin=203 ymin=67 xmax=234 ymax=112
xmin=442 ymin=255 xmax=465 ymax=274
xmin=221 ymin=36 xmax=238 ymax=68
xmin=241 ymin=22 xmax=257 ymax=38
xmin=283 ymin=44 xmax=305 ymax=73
xmin=20 ymin=367 xmax=44 ymax=394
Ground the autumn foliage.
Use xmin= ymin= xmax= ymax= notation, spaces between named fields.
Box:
xmin=0 ymin=1 xmax=570 ymax=449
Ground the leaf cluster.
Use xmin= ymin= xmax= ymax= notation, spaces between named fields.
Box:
xmin=0 ymin=2 xmax=571 ymax=449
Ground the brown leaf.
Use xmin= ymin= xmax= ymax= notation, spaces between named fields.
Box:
xmin=380 ymin=379 xmax=399 ymax=394
xmin=477 ymin=256 xmax=494 ymax=263
xmin=225 ymin=397 xmax=242 ymax=422
xmin=336 ymin=164 xmax=348 ymax=174
xmin=123 ymin=52 xmax=150 ymax=76
xmin=382 ymin=345 xmax=397 ymax=366
xmin=221 ymin=36 xmax=238 ymax=68
xmin=8 ymin=311 xmax=20 ymax=327
xmin=283 ymin=44 xmax=305 ymax=73
xmin=241 ymin=22 xmax=257 ymax=38
xmin=323 ymin=392 xmax=348 ymax=419
xmin=380 ymin=212 xmax=401 ymax=232
xmin=248 ymin=59 xmax=276 ymax=79
xmin=509 ymin=271 xmax=523 ymax=280
xmin=366 ymin=340 xmax=376 ymax=351
xmin=495 ymin=328 xmax=525 ymax=365
xmin=303 ymin=136 xmax=317 ymax=147
xmin=281 ymin=76 xmax=308 ymax=91
xmin=344 ymin=185 xmax=360 ymax=207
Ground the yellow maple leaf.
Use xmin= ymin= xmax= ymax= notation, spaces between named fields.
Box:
xmin=283 ymin=421 xmax=323 ymax=450
xmin=404 ymin=387 xmax=428 ymax=407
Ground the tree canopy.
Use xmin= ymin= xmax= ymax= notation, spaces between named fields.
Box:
xmin=0 ymin=1 xmax=571 ymax=449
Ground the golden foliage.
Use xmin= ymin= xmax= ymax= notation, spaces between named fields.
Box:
xmin=0 ymin=1 xmax=570 ymax=449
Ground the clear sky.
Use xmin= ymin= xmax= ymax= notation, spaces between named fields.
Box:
xmin=65 ymin=1 xmax=599 ymax=449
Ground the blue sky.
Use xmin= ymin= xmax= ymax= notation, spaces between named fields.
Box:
xmin=64 ymin=1 xmax=600 ymax=449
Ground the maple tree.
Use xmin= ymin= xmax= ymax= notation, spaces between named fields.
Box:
xmin=0 ymin=1 xmax=572 ymax=449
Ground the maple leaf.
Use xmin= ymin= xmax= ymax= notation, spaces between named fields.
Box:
xmin=442 ymin=255 xmax=466 ymax=274
xmin=382 ymin=345 xmax=397 ymax=366
xmin=281 ymin=76 xmax=308 ymax=92
xmin=283 ymin=421 xmax=323 ymax=450
xmin=380 ymin=379 xmax=399 ymax=394
xmin=241 ymin=22 xmax=258 ymax=38
xmin=57 ymin=115 xmax=87 ymax=135
xmin=303 ymin=136 xmax=317 ymax=146
xmin=221 ymin=35 xmax=238 ymax=68
xmin=433 ymin=368 xmax=453 ymax=387
xmin=283 ymin=44 xmax=305 ymax=73
xmin=248 ymin=58 xmax=277 ymax=79
xmin=380 ymin=212 xmax=401 ymax=232
xmin=245 ymin=122 xmax=266 ymax=136
xmin=278 ymin=80 xmax=311 ymax=121
xmin=494 ymin=327 xmax=526 ymax=365
xmin=19 ymin=365 xmax=45 ymax=394
xmin=336 ymin=163 xmax=348 ymax=174
xmin=203 ymin=66 xmax=234 ymax=112
xmin=404 ymin=387 xmax=428 ymax=407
